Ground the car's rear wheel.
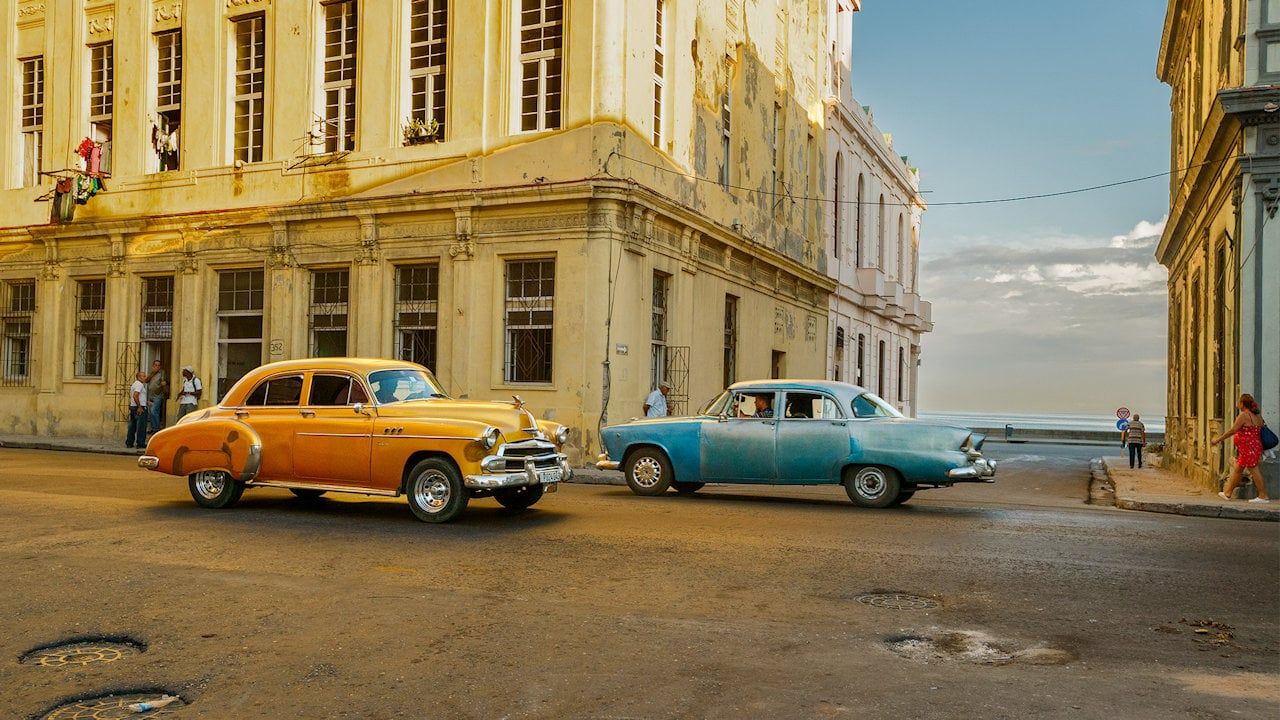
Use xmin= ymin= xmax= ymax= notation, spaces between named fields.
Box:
xmin=405 ymin=458 xmax=469 ymax=523
xmin=844 ymin=465 xmax=901 ymax=509
xmin=289 ymin=488 xmax=327 ymax=500
xmin=494 ymin=483 xmax=545 ymax=510
xmin=624 ymin=448 xmax=673 ymax=496
xmin=188 ymin=470 xmax=244 ymax=509
xmin=888 ymin=489 xmax=916 ymax=507
xmin=672 ymin=481 xmax=704 ymax=494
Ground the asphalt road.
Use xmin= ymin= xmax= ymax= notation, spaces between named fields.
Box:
xmin=1 ymin=443 xmax=1276 ymax=719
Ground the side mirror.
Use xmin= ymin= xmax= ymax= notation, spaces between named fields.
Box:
xmin=353 ymin=402 xmax=369 ymax=416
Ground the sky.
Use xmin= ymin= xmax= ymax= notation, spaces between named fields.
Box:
xmin=852 ymin=0 xmax=1172 ymax=416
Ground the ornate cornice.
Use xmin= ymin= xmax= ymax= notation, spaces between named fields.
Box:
xmin=154 ymin=2 xmax=182 ymax=28
xmin=87 ymin=16 xmax=114 ymax=36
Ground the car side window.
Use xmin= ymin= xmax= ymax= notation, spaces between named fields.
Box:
xmin=264 ymin=376 xmax=304 ymax=406
xmin=732 ymin=391 xmax=776 ymax=419
xmin=783 ymin=393 xmax=844 ymax=419
xmin=852 ymin=393 xmax=895 ymax=418
xmin=309 ymin=374 xmax=353 ymax=406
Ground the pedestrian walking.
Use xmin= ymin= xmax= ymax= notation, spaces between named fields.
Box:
xmin=644 ymin=381 xmax=671 ymax=418
xmin=126 ymin=372 xmax=148 ymax=449
xmin=1211 ymin=393 xmax=1272 ymax=503
xmin=175 ymin=366 xmax=203 ymax=421
xmin=1123 ymin=414 xmax=1147 ymax=469
xmin=144 ymin=359 xmax=169 ymax=438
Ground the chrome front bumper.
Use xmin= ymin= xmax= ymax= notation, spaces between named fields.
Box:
xmin=595 ymin=453 xmax=620 ymax=471
xmin=466 ymin=454 xmax=570 ymax=490
xmin=138 ymin=455 xmax=159 ymax=469
xmin=947 ymin=457 xmax=997 ymax=481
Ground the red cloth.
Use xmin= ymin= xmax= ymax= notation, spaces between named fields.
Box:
xmin=88 ymin=145 xmax=102 ymax=177
xmin=1234 ymin=425 xmax=1263 ymax=468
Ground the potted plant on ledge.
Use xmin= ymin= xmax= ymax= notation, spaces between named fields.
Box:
xmin=403 ymin=117 xmax=440 ymax=146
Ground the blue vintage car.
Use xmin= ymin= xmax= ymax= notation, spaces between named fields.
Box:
xmin=596 ymin=380 xmax=995 ymax=507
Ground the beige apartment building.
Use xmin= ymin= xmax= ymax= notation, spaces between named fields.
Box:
xmin=1157 ymin=0 xmax=1279 ymax=496
xmin=0 ymin=0 xmax=839 ymax=461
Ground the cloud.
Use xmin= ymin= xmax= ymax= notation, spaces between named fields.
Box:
xmin=1110 ymin=215 xmax=1166 ymax=249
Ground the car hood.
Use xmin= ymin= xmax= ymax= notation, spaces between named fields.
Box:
xmin=376 ymin=399 xmax=542 ymax=437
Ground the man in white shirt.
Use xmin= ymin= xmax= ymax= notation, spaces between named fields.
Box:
xmin=126 ymin=371 xmax=148 ymax=449
xmin=176 ymin=366 xmax=203 ymax=420
xmin=644 ymin=381 xmax=671 ymax=418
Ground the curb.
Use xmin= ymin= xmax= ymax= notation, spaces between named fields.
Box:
xmin=1099 ymin=458 xmax=1278 ymax=522
xmin=0 ymin=439 xmax=141 ymax=457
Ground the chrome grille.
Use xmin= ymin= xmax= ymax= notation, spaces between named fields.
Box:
xmin=497 ymin=439 xmax=559 ymax=471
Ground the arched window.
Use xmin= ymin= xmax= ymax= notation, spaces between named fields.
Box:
xmin=877 ymin=195 xmax=885 ymax=269
xmin=855 ymin=174 xmax=864 ymax=267
xmin=897 ymin=214 xmax=904 ymax=282
xmin=833 ymin=153 xmax=843 ymax=258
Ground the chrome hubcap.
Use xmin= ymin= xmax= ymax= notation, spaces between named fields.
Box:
xmin=194 ymin=471 xmax=226 ymax=499
xmin=854 ymin=468 xmax=886 ymax=499
xmin=632 ymin=457 xmax=662 ymax=488
xmin=413 ymin=471 xmax=451 ymax=513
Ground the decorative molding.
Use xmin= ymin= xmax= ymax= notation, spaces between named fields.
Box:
xmin=474 ymin=213 xmax=590 ymax=234
xmin=226 ymin=0 xmax=269 ymax=11
xmin=154 ymin=2 xmax=182 ymax=27
xmin=39 ymin=261 xmax=61 ymax=281
xmin=108 ymin=235 xmax=126 ymax=277
xmin=87 ymin=16 xmax=114 ymax=36
xmin=17 ymin=3 xmax=45 ymax=20
xmin=268 ymin=221 xmax=293 ymax=269
xmin=355 ymin=214 xmax=381 ymax=265
xmin=448 ymin=208 xmax=474 ymax=261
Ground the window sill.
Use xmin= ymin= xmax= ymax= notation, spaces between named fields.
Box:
xmin=64 ymin=377 xmax=107 ymax=384
xmin=491 ymin=383 xmax=556 ymax=392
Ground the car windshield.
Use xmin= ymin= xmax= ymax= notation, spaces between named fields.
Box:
xmin=698 ymin=390 xmax=732 ymax=416
xmin=851 ymin=392 xmax=903 ymax=418
xmin=367 ymin=369 xmax=448 ymax=404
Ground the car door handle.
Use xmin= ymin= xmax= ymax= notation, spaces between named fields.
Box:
xmin=763 ymin=419 xmax=776 ymax=426
xmin=234 ymin=409 xmax=249 ymax=418
xmin=300 ymin=409 xmax=316 ymax=418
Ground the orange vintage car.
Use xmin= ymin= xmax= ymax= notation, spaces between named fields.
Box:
xmin=138 ymin=358 xmax=571 ymax=523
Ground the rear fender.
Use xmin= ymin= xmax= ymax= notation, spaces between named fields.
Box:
xmin=145 ymin=419 xmax=263 ymax=483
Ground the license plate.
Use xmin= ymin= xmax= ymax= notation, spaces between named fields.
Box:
xmin=538 ymin=469 xmax=562 ymax=484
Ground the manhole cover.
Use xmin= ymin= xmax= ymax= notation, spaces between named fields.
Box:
xmin=20 ymin=638 xmax=145 ymax=667
xmin=856 ymin=592 xmax=940 ymax=610
xmin=41 ymin=691 xmax=184 ymax=719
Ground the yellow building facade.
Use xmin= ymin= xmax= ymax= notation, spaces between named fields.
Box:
xmin=0 ymin=1 xmax=838 ymax=462
xmin=1158 ymin=0 xmax=1280 ymax=496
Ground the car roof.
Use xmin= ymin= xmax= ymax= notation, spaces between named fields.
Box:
xmin=221 ymin=357 xmax=428 ymax=405
xmin=728 ymin=379 xmax=868 ymax=396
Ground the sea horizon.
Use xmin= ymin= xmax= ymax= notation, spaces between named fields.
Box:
xmin=918 ymin=410 xmax=1167 ymax=435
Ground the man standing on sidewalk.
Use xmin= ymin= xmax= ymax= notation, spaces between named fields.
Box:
xmin=126 ymin=372 xmax=148 ymax=449
xmin=1123 ymin=414 xmax=1147 ymax=469
xmin=145 ymin=359 xmax=169 ymax=440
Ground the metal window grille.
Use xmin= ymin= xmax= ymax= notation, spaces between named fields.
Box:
xmin=394 ymin=264 xmax=439 ymax=371
xmin=21 ymin=57 xmax=44 ymax=187
xmin=409 ymin=0 xmax=448 ymax=138
xmin=323 ymin=0 xmax=358 ymax=152
xmin=719 ymin=91 xmax=731 ymax=187
xmin=89 ymin=43 xmax=113 ymax=139
xmin=652 ymin=0 xmax=665 ymax=145
xmin=156 ymin=30 xmax=182 ymax=171
xmin=2 ymin=281 xmax=36 ymax=386
xmin=833 ymin=326 xmax=844 ymax=382
xmin=216 ymin=270 xmax=264 ymax=399
xmin=504 ymin=259 xmax=555 ymax=384
xmin=310 ymin=269 xmax=349 ymax=357
xmin=650 ymin=271 xmax=669 ymax=389
xmin=722 ymin=294 xmax=737 ymax=388
xmin=75 ymin=279 xmax=106 ymax=378
xmin=518 ymin=0 xmax=563 ymax=132
xmin=141 ymin=276 xmax=174 ymax=342
xmin=233 ymin=14 xmax=266 ymax=163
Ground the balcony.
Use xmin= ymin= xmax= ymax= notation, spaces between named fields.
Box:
xmin=881 ymin=281 xmax=905 ymax=319
xmin=853 ymin=267 xmax=888 ymax=311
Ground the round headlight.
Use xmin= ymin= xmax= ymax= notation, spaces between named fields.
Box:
xmin=554 ymin=425 xmax=569 ymax=445
xmin=482 ymin=426 xmax=500 ymax=450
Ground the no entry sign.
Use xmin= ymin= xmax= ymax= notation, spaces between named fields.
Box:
xmin=1116 ymin=407 xmax=1131 ymax=420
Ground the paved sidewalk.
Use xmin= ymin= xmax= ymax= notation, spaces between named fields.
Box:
xmin=0 ymin=433 xmax=141 ymax=456
xmin=1101 ymin=457 xmax=1278 ymax=522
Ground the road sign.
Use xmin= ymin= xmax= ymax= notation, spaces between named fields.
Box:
xmin=1116 ymin=419 xmax=1129 ymax=431
xmin=1116 ymin=407 xmax=1131 ymax=420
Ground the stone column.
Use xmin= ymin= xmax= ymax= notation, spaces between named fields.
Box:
xmin=352 ymin=214 xmax=384 ymax=357
xmin=267 ymin=221 xmax=301 ymax=361
xmin=445 ymin=207 xmax=477 ymax=397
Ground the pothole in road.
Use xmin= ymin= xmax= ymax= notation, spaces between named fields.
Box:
xmin=884 ymin=631 xmax=1075 ymax=666
xmin=856 ymin=592 xmax=940 ymax=610
xmin=39 ymin=690 xmax=185 ymax=719
xmin=19 ymin=637 xmax=146 ymax=668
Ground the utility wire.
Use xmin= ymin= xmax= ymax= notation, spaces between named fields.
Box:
xmin=607 ymin=150 xmax=1241 ymax=209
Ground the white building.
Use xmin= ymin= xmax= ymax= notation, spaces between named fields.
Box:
xmin=823 ymin=1 xmax=932 ymax=415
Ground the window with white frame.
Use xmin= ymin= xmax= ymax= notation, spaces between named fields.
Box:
xmin=216 ymin=270 xmax=264 ymax=399
xmin=409 ymin=0 xmax=448 ymax=140
xmin=855 ymin=174 xmax=864 ymax=266
xmin=20 ymin=57 xmax=44 ymax=188
xmin=89 ymin=44 xmax=113 ymax=145
xmin=310 ymin=269 xmax=349 ymax=357
xmin=877 ymin=194 xmax=885 ymax=268
xmin=233 ymin=14 xmax=266 ymax=163
xmin=518 ymin=0 xmax=564 ymax=132
xmin=721 ymin=89 xmax=732 ymax=185
xmin=856 ymin=332 xmax=865 ymax=386
xmin=896 ymin=214 xmax=905 ymax=282
xmin=395 ymin=264 xmax=439 ymax=371
xmin=2 ymin=281 xmax=36 ymax=385
xmin=652 ymin=0 xmax=666 ymax=146
xmin=651 ymin=271 xmax=669 ymax=389
xmin=75 ymin=279 xmax=106 ymax=378
xmin=504 ymin=259 xmax=555 ymax=384
xmin=322 ymin=0 xmax=358 ymax=152
xmin=155 ymin=30 xmax=182 ymax=171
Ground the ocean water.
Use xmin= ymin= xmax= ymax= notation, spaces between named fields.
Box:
xmin=918 ymin=411 xmax=1166 ymax=435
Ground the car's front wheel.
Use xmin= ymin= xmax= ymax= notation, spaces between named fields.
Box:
xmin=624 ymin=448 xmax=673 ymax=496
xmin=494 ymin=483 xmax=545 ymax=510
xmin=405 ymin=458 xmax=469 ymax=523
xmin=843 ymin=465 xmax=901 ymax=509
xmin=188 ymin=470 xmax=244 ymax=509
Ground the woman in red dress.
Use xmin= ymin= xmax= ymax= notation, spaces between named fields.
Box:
xmin=1211 ymin=393 xmax=1272 ymax=503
